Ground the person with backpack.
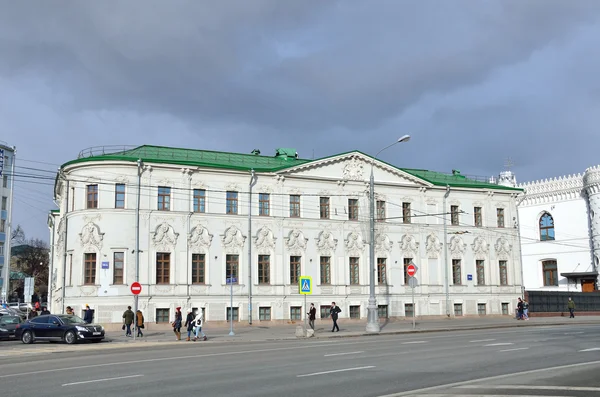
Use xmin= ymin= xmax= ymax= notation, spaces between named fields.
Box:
xmin=193 ymin=309 xmax=207 ymax=341
xmin=330 ymin=302 xmax=341 ymax=332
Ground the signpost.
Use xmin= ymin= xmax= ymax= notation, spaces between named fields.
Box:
xmin=407 ymin=263 xmax=418 ymax=329
xmin=299 ymin=276 xmax=312 ymax=334
xmin=130 ymin=282 xmax=142 ymax=340
xmin=226 ymin=275 xmax=237 ymax=336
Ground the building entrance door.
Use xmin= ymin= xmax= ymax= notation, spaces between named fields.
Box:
xmin=581 ymin=280 xmax=595 ymax=292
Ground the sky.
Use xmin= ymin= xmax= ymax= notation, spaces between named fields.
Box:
xmin=2 ymin=0 xmax=600 ymax=241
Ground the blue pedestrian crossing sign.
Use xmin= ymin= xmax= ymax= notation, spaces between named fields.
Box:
xmin=299 ymin=276 xmax=312 ymax=295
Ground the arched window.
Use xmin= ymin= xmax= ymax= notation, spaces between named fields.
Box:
xmin=539 ymin=213 xmax=555 ymax=241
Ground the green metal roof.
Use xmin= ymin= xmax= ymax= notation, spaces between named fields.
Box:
xmin=63 ymin=145 xmax=311 ymax=172
xmin=61 ymin=145 xmax=521 ymax=191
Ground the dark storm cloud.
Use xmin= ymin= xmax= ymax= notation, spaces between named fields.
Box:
xmin=2 ymin=0 xmax=600 ymax=239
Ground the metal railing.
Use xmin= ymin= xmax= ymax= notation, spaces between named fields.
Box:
xmin=77 ymin=145 xmax=137 ymax=159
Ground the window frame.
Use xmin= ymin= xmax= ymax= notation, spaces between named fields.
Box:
xmin=86 ymin=184 xmax=98 ymax=209
xmin=1 ymin=196 xmax=7 ymax=211
xmin=156 ymin=308 xmax=170 ymax=323
xmin=289 ymin=195 xmax=301 ymax=218
xmin=157 ymin=186 xmax=171 ymax=211
xmin=84 ymin=253 xmax=96 ymax=285
xmin=113 ymin=251 xmax=124 ymax=285
xmin=452 ymin=258 xmax=462 ymax=285
xmin=349 ymin=257 xmax=360 ymax=285
xmin=226 ymin=191 xmax=238 ymax=215
xmin=542 ymin=260 xmax=558 ymax=286
xmin=474 ymin=207 xmax=482 ymax=227
xmin=156 ymin=252 xmax=171 ymax=284
xmin=540 ymin=213 xmax=555 ymax=241
xmin=191 ymin=253 xmax=206 ymax=284
xmin=115 ymin=183 xmax=125 ymax=209
xmin=290 ymin=306 xmax=301 ymax=321
xmin=290 ymin=256 xmax=301 ymax=285
xmin=226 ymin=254 xmax=239 ymax=285
xmin=258 ymin=254 xmax=270 ymax=284
xmin=320 ymin=197 xmax=330 ymax=219
xmin=193 ymin=189 xmax=206 ymax=213
xmin=499 ymin=260 xmax=508 ymax=286
xmin=376 ymin=200 xmax=386 ymax=222
xmin=377 ymin=258 xmax=387 ymax=285
xmin=476 ymin=259 xmax=485 ymax=285
xmin=320 ymin=256 xmax=331 ymax=285
xmin=348 ymin=198 xmax=359 ymax=221
xmin=226 ymin=307 xmax=239 ymax=322
xmin=403 ymin=257 xmax=413 ymax=284
xmin=497 ymin=208 xmax=505 ymax=228
xmin=402 ymin=202 xmax=412 ymax=224
xmin=377 ymin=305 xmax=388 ymax=319
xmin=259 ymin=193 xmax=270 ymax=216
xmin=259 ymin=307 xmax=271 ymax=321
xmin=450 ymin=205 xmax=459 ymax=226
xmin=349 ymin=305 xmax=360 ymax=319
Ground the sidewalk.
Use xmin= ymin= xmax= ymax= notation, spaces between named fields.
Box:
xmin=106 ymin=316 xmax=600 ymax=345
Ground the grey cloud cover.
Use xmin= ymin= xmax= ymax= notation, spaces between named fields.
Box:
xmin=1 ymin=0 xmax=600 ymax=239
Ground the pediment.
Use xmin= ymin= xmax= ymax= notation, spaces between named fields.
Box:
xmin=278 ymin=152 xmax=431 ymax=187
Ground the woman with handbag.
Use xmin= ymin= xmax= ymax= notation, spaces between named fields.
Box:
xmin=172 ymin=307 xmax=183 ymax=340
xmin=136 ymin=310 xmax=144 ymax=337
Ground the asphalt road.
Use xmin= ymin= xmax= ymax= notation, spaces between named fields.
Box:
xmin=1 ymin=324 xmax=599 ymax=397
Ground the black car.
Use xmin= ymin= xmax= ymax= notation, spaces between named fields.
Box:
xmin=15 ymin=314 xmax=105 ymax=344
xmin=0 ymin=315 xmax=23 ymax=339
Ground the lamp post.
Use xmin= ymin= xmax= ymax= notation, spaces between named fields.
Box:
xmin=366 ymin=135 xmax=411 ymax=333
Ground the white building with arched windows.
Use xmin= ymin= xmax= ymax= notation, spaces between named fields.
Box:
xmin=47 ymin=145 xmax=524 ymax=325
xmin=518 ymin=166 xmax=600 ymax=292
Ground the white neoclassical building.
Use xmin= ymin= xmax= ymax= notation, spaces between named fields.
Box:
xmin=517 ymin=165 xmax=600 ymax=292
xmin=47 ymin=145 xmax=523 ymax=324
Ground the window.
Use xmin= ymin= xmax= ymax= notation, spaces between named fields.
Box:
xmin=499 ymin=260 xmax=508 ymax=286
xmin=290 ymin=195 xmax=300 ymax=218
xmin=156 ymin=253 xmax=170 ymax=284
xmin=84 ymin=253 xmax=96 ymax=285
xmin=497 ymin=208 xmax=505 ymax=228
xmin=0 ymin=219 xmax=5 ymax=233
xmin=30 ymin=316 xmax=49 ymax=324
xmin=376 ymin=200 xmax=385 ymax=222
xmin=403 ymin=258 xmax=413 ymax=284
xmin=350 ymin=305 xmax=360 ymax=319
xmin=474 ymin=207 xmax=482 ymax=227
xmin=378 ymin=305 xmax=388 ymax=319
xmin=258 ymin=255 xmax=270 ymax=284
xmin=0 ymin=242 xmax=3 ymax=255
xmin=542 ymin=260 xmax=558 ymax=286
xmin=2 ymin=175 xmax=7 ymax=188
xmin=502 ymin=302 xmax=509 ymax=315
xmin=454 ymin=303 xmax=463 ymax=316
xmin=320 ymin=256 xmax=331 ymax=285
xmin=451 ymin=205 xmax=459 ymax=226
xmin=71 ymin=187 xmax=75 ymax=211
xmin=68 ymin=254 xmax=73 ymax=286
xmin=158 ymin=186 xmax=171 ymax=211
xmin=226 ymin=191 xmax=238 ymax=215
xmin=113 ymin=252 xmax=124 ymax=285
xmin=259 ymin=193 xmax=270 ymax=216
xmin=115 ymin=184 xmax=125 ymax=209
xmin=320 ymin=197 xmax=330 ymax=219
xmin=377 ymin=258 xmax=387 ymax=285
xmin=320 ymin=306 xmax=331 ymax=319
xmin=349 ymin=257 xmax=359 ymax=285
xmin=290 ymin=256 xmax=301 ymax=285
xmin=259 ymin=307 xmax=271 ymax=321
xmin=192 ymin=254 xmax=205 ymax=284
xmin=540 ymin=213 xmax=555 ymax=241
xmin=1 ymin=197 xmax=5 ymax=211
xmin=476 ymin=260 xmax=485 ymax=285
xmin=193 ymin=189 xmax=206 ymax=213
xmin=477 ymin=303 xmax=486 ymax=315
xmin=290 ymin=306 xmax=301 ymax=321
xmin=452 ymin=259 xmax=462 ymax=285
xmin=226 ymin=307 xmax=239 ymax=322
xmin=226 ymin=255 xmax=239 ymax=284
xmin=348 ymin=199 xmax=359 ymax=221
xmin=86 ymin=185 xmax=98 ymax=209
xmin=405 ymin=303 xmax=414 ymax=318
xmin=403 ymin=202 xmax=411 ymax=224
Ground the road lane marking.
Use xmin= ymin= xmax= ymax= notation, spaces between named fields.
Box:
xmin=401 ymin=341 xmax=426 ymax=344
xmin=498 ymin=347 xmax=529 ymax=352
xmin=297 ymin=366 xmax=375 ymax=378
xmin=469 ymin=339 xmax=495 ymax=343
xmin=375 ymin=360 xmax=600 ymax=396
xmin=580 ymin=347 xmax=600 ymax=352
xmin=484 ymin=343 xmax=513 ymax=346
xmin=324 ymin=351 xmax=364 ymax=357
xmin=62 ymin=374 xmax=144 ymax=386
xmin=458 ymin=384 xmax=600 ymax=392
xmin=564 ymin=331 xmax=584 ymax=335
xmin=416 ymin=395 xmax=565 ymax=397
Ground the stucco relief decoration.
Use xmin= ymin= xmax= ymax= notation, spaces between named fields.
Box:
xmin=342 ymin=157 xmax=365 ymax=181
xmin=79 ymin=222 xmax=104 ymax=251
xmin=285 ymin=229 xmax=308 ymax=255
xmin=254 ymin=226 xmax=276 ymax=253
xmin=449 ymin=236 xmax=467 ymax=258
xmin=375 ymin=233 xmax=393 ymax=254
xmin=315 ymin=231 xmax=338 ymax=255
xmin=225 ymin=183 xmax=241 ymax=192
xmin=56 ymin=218 xmax=65 ymax=253
xmin=471 ymin=236 xmax=489 ymax=258
xmin=258 ymin=185 xmax=273 ymax=194
xmin=400 ymin=234 xmax=419 ymax=256
xmin=494 ymin=237 xmax=512 ymax=258
xmin=345 ymin=231 xmax=365 ymax=255
xmin=152 ymin=222 xmax=179 ymax=251
xmin=222 ymin=226 xmax=246 ymax=252
xmin=188 ymin=224 xmax=213 ymax=252
xmin=426 ymin=233 xmax=442 ymax=258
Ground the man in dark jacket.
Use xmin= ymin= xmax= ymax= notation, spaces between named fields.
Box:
xmin=568 ymin=297 xmax=576 ymax=318
xmin=122 ymin=306 xmax=134 ymax=337
xmin=330 ymin=302 xmax=341 ymax=332
xmin=40 ymin=307 xmax=50 ymax=316
xmin=307 ymin=303 xmax=316 ymax=330
xmin=83 ymin=305 xmax=94 ymax=324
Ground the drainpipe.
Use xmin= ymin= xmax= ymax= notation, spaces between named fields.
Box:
xmin=133 ymin=159 xmax=142 ymax=340
xmin=443 ymin=185 xmax=450 ymax=317
xmin=514 ymin=194 xmax=526 ymax=299
xmin=47 ymin=215 xmax=55 ymax=312
xmin=248 ymin=169 xmax=256 ymax=324
xmin=61 ymin=176 xmax=70 ymax=314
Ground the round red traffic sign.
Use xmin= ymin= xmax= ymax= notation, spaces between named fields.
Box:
xmin=130 ymin=282 xmax=142 ymax=295
xmin=406 ymin=264 xmax=417 ymax=278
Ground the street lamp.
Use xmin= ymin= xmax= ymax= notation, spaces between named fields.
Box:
xmin=366 ymin=135 xmax=411 ymax=333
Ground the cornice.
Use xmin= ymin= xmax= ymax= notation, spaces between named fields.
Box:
xmin=518 ymin=172 xmax=584 ymax=206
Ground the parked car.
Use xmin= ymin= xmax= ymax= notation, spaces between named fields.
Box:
xmin=0 ymin=315 xmax=23 ymax=339
xmin=0 ymin=327 xmax=9 ymax=340
xmin=15 ymin=314 xmax=105 ymax=344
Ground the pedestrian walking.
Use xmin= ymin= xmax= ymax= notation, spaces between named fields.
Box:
xmin=122 ymin=306 xmax=134 ymax=337
xmin=516 ymin=298 xmax=524 ymax=320
xmin=568 ymin=297 xmax=576 ymax=318
xmin=307 ymin=303 xmax=316 ymax=330
xmin=28 ymin=308 xmax=38 ymax=320
xmin=40 ymin=306 xmax=50 ymax=316
xmin=66 ymin=306 xmax=74 ymax=315
xmin=193 ymin=309 xmax=207 ymax=341
xmin=172 ymin=306 xmax=183 ymax=340
xmin=184 ymin=309 xmax=195 ymax=341
xmin=83 ymin=304 xmax=94 ymax=323
xmin=523 ymin=299 xmax=529 ymax=320
xmin=136 ymin=310 xmax=144 ymax=337
xmin=330 ymin=302 xmax=341 ymax=332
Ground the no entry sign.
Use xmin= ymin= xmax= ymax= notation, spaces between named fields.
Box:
xmin=130 ymin=282 xmax=142 ymax=295
xmin=406 ymin=263 xmax=417 ymax=278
